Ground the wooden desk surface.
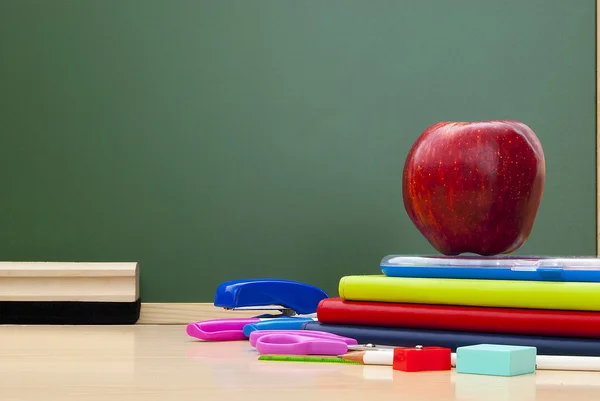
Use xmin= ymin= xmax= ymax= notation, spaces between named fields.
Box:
xmin=0 ymin=325 xmax=597 ymax=401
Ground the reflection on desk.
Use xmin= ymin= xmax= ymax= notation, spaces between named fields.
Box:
xmin=0 ymin=324 xmax=596 ymax=401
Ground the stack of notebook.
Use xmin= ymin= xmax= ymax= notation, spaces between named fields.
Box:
xmin=305 ymin=255 xmax=600 ymax=356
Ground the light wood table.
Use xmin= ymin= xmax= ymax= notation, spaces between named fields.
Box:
xmin=0 ymin=325 xmax=597 ymax=401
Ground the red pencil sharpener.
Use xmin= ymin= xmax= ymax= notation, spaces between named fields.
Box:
xmin=392 ymin=346 xmax=452 ymax=372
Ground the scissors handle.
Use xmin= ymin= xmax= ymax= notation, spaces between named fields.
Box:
xmin=186 ymin=318 xmax=260 ymax=341
xmin=249 ymin=329 xmax=356 ymax=347
xmin=255 ymin=333 xmax=350 ymax=355
xmin=243 ymin=317 xmax=316 ymax=336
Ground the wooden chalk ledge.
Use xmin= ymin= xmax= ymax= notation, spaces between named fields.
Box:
xmin=0 ymin=262 xmax=140 ymax=325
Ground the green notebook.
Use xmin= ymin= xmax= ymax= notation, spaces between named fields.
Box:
xmin=338 ymin=275 xmax=600 ymax=311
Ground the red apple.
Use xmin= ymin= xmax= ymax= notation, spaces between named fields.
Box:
xmin=402 ymin=120 xmax=545 ymax=256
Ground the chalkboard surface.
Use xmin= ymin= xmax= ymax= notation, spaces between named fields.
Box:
xmin=0 ymin=1 xmax=596 ymax=301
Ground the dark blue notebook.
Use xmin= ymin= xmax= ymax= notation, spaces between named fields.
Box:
xmin=301 ymin=321 xmax=600 ymax=356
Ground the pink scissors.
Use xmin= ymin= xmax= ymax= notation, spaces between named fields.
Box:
xmin=249 ymin=330 xmax=358 ymax=355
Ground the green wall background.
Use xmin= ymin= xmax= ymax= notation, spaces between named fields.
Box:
xmin=0 ymin=0 xmax=596 ymax=301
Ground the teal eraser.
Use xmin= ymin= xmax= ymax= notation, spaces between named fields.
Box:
xmin=455 ymin=344 xmax=537 ymax=377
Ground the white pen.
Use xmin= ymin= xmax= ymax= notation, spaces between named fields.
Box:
xmin=340 ymin=350 xmax=600 ymax=372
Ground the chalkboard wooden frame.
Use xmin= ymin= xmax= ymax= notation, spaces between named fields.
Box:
xmin=133 ymin=3 xmax=600 ymax=324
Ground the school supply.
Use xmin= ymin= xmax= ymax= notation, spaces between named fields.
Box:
xmin=0 ymin=261 xmax=140 ymax=324
xmin=392 ymin=346 xmax=452 ymax=372
xmin=535 ymin=355 xmax=600 ymax=371
xmin=338 ymin=275 xmax=600 ymax=311
xmin=213 ymin=278 xmax=328 ymax=315
xmin=300 ymin=322 xmax=600 ymax=356
xmin=258 ymin=355 xmax=361 ymax=364
xmin=242 ymin=316 xmax=320 ymax=336
xmin=248 ymin=329 xmax=358 ymax=355
xmin=186 ymin=278 xmax=326 ymax=341
xmin=341 ymin=349 xmax=600 ymax=371
xmin=455 ymin=344 xmax=537 ymax=377
xmin=340 ymin=350 xmax=396 ymax=365
xmin=380 ymin=255 xmax=600 ymax=282
xmin=316 ymin=297 xmax=600 ymax=338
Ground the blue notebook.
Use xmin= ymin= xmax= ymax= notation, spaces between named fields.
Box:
xmin=380 ymin=255 xmax=600 ymax=282
xmin=301 ymin=322 xmax=600 ymax=357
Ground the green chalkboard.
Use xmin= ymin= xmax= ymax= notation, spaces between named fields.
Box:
xmin=0 ymin=1 xmax=596 ymax=301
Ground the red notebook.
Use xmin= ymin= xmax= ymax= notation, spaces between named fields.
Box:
xmin=316 ymin=297 xmax=600 ymax=338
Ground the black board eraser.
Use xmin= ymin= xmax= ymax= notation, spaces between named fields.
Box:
xmin=0 ymin=262 xmax=140 ymax=324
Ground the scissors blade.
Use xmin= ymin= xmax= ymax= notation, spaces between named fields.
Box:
xmin=348 ymin=344 xmax=398 ymax=351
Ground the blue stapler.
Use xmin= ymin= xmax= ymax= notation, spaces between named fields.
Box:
xmin=186 ymin=278 xmax=328 ymax=341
